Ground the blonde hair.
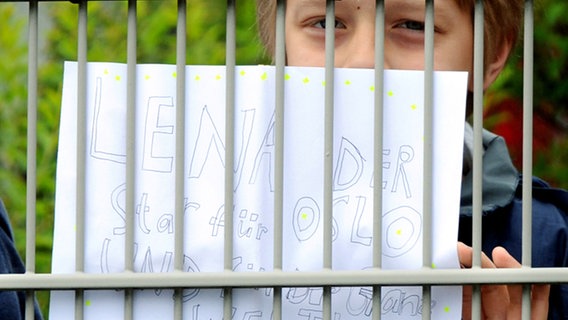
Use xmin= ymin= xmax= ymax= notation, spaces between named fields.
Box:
xmin=256 ymin=0 xmax=278 ymax=57
xmin=255 ymin=0 xmax=524 ymax=68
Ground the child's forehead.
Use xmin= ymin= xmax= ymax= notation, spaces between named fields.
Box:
xmin=291 ymin=0 xmax=464 ymax=13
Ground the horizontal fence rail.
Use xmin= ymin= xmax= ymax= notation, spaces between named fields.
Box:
xmin=1 ymin=268 xmax=568 ymax=291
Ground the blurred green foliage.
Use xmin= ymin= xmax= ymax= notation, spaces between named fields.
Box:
xmin=491 ymin=0 xmax=568 ymax=109
xmin=0 ymin=0 xmax=566 ymax=318
xmin=486 ymin=0 xmax=568 ymax=188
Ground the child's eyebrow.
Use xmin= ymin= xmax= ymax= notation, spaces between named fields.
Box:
xmin=386 ymin=0 xmax=453 ymax=21
xmin=296 ymin=0 xmax=342 ymax=5
xmin=293 ymin=0 xmax=342 ymax=11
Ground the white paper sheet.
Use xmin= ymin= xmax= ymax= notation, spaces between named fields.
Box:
xmin=51 ymin=62 xmax=468 ymax=319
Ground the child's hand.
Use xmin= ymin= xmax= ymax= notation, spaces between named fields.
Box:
xmin=457 ymin=242 xmax=550 ymax=319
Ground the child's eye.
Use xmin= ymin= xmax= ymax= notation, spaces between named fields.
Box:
xmin=312 ymin=19 xmax=347 ymax=30
xmin=397 ymin=20 xmax=425 ymax=31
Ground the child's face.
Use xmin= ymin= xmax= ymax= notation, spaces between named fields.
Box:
xmin=285 ymin=0 xmax=474 ymax=76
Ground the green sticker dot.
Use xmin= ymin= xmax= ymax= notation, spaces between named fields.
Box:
xmin=85 ymin=300 xmax=92 ymax=307
xmin=431 ymin=263 xmax=437 ymax=269
xmin=444 ymin=306 xmax=450 ymax=313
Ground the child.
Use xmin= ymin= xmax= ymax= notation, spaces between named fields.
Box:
xmin=256 ymin=0 xmax=568 ymax=318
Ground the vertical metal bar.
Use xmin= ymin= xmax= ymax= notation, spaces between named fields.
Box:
xmin=422 ymin=0 xmax=435 ymax=318
xmin=25 ymin=1 xmax=38 ymax=319
xmin=174 ymin=0 xmax=187 ymax=319
xmin=323 ymin=0 xmax=335 ymax=318
xmin=26 ymin=0 xmax=38 ymax=275
xmin=125 ymin=1 xmax=137 ymax=319
xmin=75 ymin=1 xmax=88 ymax=319
xmin=522 ymin=0 xmax=534 ymax=318
xmin=273 ymin=0 xmax=286 ymax=319
xmin=372 ymin=1 xmax=385 ymax=319
xmin=224 ymin=0 xmax=236 ymax=318
xmin=472 ymin=0 xmax=485 ymax=318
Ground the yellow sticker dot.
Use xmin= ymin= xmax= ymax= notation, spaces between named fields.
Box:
xmin=345 ymin=80 xmax=351 ymax=85
xmin=195 ymin=75 xmax=200 ymax=81
xmin=284 ymin=74 xmax=291 ymax=80
xmin=301 ymin=213 xmax=308 ymax=220
xmin=396 ymin=229 xmax=402 ymax=236
xmin=388 ymin=90 xmax=394 ymax=97
xmin=240 ymin=70 xmax=246 ymax=76
xmin=369 ymin=86 xmax=375 ymax=92
xmin=411 ymin=104 xmax=417 ymax=110
xmin=115 ymin=75 xmax=121 ymax=81
xmin=103 ymin=69 xmax=109 ymax=75
xmin=444 ymin=306 xmax=450 ymax=313
xmin=321 ymin=81 xmax=326 ymax=86
xmin=215 ymin=74 xmax=222 ymax=80
xmin=172 ymin=72 xmax=177 ymax=78
xmin=431 ymin=263 xmax=437 ymax=269
xmin=303 ymin=77 xmax=310 ymax=84
xmin=85 ymin=300 xmax=92 ymax=307
xmin=261 ymin=72 xmax=268 ymax=81
xmin=145 ymin=75 xmax=150 ymax=80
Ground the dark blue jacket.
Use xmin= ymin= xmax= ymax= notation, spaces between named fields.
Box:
xmin=0 ymin=200 xmax=43 ymax=319
xmin=459 ymin=130 xmax=568 ymax=319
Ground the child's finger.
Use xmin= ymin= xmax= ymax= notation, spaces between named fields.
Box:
xmin=531 ymin=284 xmax=550 ymax=320
xmin=462 ymin=285 xmax=473 ymax=320
xmin=492 ymin=246 xmax=521 ymax=268
xmin=492 ymin=247 xmax=523 ymax=318
xmin=492 ymin=246 xmax=550 ymax=320
xmin=457 ymin=242 xmax=509 ymax=319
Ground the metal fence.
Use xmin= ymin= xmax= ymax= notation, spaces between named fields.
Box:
xmin=0 ymin=0 xmax=566 ymax=319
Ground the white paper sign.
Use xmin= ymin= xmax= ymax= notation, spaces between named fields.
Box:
xmin=50 ymin=62 xmax=468 ymax=319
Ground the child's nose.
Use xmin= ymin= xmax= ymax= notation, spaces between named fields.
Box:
xmin=338 ymin=28 xmax=375 ymax=69
xmin=340 ymin=43 xmax=375 ymax=68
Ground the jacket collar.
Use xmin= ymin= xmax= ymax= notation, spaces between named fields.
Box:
xmin=460 ymin=126 xmax=519 ymax=216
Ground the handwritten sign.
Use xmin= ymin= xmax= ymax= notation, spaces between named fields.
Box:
xmin=50 ymin=62 xmax=468 ymax=319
